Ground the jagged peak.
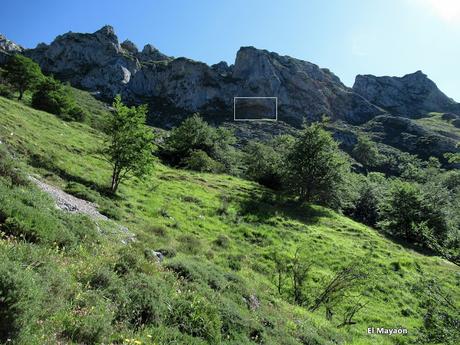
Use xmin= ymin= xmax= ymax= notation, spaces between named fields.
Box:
xmin=121 ymin=39 xmax=138 ymax=53
xmin=95 ymin=25 xmax=116 ymax=36
xmin=0 ymin=33 xmax=23 ymax=52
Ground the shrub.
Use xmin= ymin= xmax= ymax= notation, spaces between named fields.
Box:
xmin=98 ymin=199 xmax=122 ymax=220
xmin=32 ymin=77 xmax=75 ymax=116
xmin=184 ymin=150 xmax=224 ymax=173
xmin=66 ymin=105 xmax=88 ymax=122
xmin=178 ymin=234 xmax=202 ymax=254
xmin=0 ymin=83 xmax=14 ymax=99
xmin=64 ymin=181 xmax=99 ymax=202
xmin=214 ymin=234 xmax=231 ymax=248
xmin=117 ymin=273 xmax=170 ymax=328
xmin=0 ymin=181 xmax=79 ymax=247
xmin=165 ymin=258 xmax=227 ymax=291
xmin=114 ymin=248 xmax=141 ymax=276
xmin=244 ymin=140 xmax=283 ymax=189
xmin=31 ymin=78 xmax=87 ymax=122
xmin=168 ymin=290 xmax=222 ymax=343
xmin=0 ymin=146 xmax=28 ymax=186
xmin=161 ymin=114 xmax=239 ymax=172
xmin=0 ymin=259 xmax=43 ymax=343
xmin=60 ymin=291 xmax=113 ymax=344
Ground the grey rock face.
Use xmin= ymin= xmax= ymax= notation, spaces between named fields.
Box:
xmin=121 ymin=39 xmax=138 ymax=54
xmin=21 ymin=26 xmax=384 ymax=126
xmin=363 ymin=114 xmax=459 ymax=159
xmin=140 ymin=44 xmax=170 ymax=61
xmin=0 ymin=33 xmax=23 ymax=64
xmin=353 ymin=71 xmax=460 ymax=117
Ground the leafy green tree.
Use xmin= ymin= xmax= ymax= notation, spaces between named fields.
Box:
xmin=164 ymin=114 xmax=215 ymax=162
xmin=162 ymin=114 xmax=239 ymax=172
xmin=4 ymin=54 xmax=43 ymax=100
xmin=103 ymin=96 xmax=154 ymax=194
xmin=352 ymin=134 xmax=380 ymax=170
xmin=244 ymin=141 xmax=282 ymax=188
xmin=284 ymin=123 xmax=350 ymax=207
xmin=379 ymin=181 xmax=424 ymax=241
xmin=351 ymin=173 xmax=388 ymax=226
xmin=31 ymin=77 xmax=87 ymax=122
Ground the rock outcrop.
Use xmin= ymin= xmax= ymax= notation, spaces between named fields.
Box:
xmin=363 ymin=114 xmax=459 ymax=160
xmin=353 ymin=71 xmax=460 ymax=117
xmin=0 ymin=34 xmax=23 ymax=64
xmin=19 ymin=26 xmax=384 ymax=126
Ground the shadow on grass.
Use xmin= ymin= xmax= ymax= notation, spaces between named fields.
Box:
xmin=28 ymin=152 xmax=118 ymax=199
xmin=378 ymin=230 xmax=459 ymax=265
xmin=238 ymin=189 xmax=330 ymax=226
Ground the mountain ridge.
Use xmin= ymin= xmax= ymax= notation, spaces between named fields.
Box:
xmin=0 ymin=25 xmax=459 ymax=163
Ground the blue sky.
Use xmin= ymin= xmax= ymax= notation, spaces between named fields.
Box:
xmin=2 ymin=0 xmax=459 ymax=100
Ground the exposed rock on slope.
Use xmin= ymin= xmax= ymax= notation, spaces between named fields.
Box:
xmin=0 ymin=34 xmax=23 ymax=64
xmin=363 ymin=115 xmax=458 ymax=159
xmin=353 ymin=71 xmax=460 ymax=117
xmin=21 ymin=26 xmax=384 ymax=126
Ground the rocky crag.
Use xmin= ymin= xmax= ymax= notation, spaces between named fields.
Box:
xmin=353 ymin=71 xmax=460 ymax=117
xmin=0 ymin=33 xmax=23 ymax=64
xmin=20 ymin=25 xmax=384 ymax=126
xmin=1 ymin=25 xmax=459 ymax=161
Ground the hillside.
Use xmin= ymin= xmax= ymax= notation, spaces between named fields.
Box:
xmin=1 ymin=94 xmax=459 ymax=345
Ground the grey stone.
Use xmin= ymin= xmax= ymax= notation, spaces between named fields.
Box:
xmin=353 ymin=71 xmax=460 ymax=117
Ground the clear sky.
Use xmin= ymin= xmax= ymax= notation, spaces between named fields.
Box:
xmin=2 ymin=0 xmax=459 ymax=100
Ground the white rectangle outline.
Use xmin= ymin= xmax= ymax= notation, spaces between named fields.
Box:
xmin=233 ymin=97 xmax=278 ymax=121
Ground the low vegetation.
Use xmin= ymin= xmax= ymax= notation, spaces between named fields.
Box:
xmin=0 ymin=57 xmax=459 ymax=344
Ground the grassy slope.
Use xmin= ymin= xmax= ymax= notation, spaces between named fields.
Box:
xmin=415 ymin=112 xmax=460 ymax=140
xmin=0 ymin=95 xmax=459 ymax=345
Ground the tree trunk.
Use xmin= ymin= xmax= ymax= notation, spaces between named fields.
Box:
xmin=111 ymin=169 xmax=120 ymax=194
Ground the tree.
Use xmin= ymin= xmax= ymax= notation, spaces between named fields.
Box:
xmin=4 ymin=54 xmax=43 ymax=100
xmin=103 ymin=96 xmax=154 ymax=194
xmin=352 ymin=134 xmax=380 ymax=170
xmin=161 ymin=114 xmax=239 ymax=173
xmin=31 ymin=77 xmax=87 ymax=122
xmin=244 ymin=141 xmax=283 ymax=189
xmin=379 ymin=181 xmax=424 ymax=241
xmin=284 ymin=123 xmax=350 ymax=207
xmin=163 ymin=114 xmax=215 ymax=164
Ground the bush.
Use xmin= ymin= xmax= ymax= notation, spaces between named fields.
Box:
xmin=117 ymin=273 xmax=170 ymax=328
xmin=114 ymin=249 xmax=141 ymax=276
xmin=31 ymin=77 xmax=86 ymax=122
xmin=178 ymin=234 xmax=202 ymax=255
xmin=64 ymin=181 xmax=99 ymax=202
xmin=0 ymin=146 xmax=28 ymax=186
xmin=184 ymin=150 xmax=224 ymax=173
xmin=161 ymin=114 xmax=239 ymax=172
xmin=168 ymin=290 xmax=222 ymax=343
xmin=214 ymin=234 xmax=231 ymax=248
xmin=60 ymin=291 xmax=113 ymax=344
xmin=0 ymin=259 xmax=43 ymax=343
xmin=66 ymin=105 xmax=88 ymax=122
xmin=0 ymin=83 xmax=14 ymax=99
xmin=349 ymin=172 xmax=387 ymax=226
xmin=379 ymin=180 xmax=451 ymax=248
xmin=244 ymin=141 xmax=283 ymax=189
xmin=0 ymin=181 xmax=80 ymax=247
xmin=165 ymin=258 xmax=227 ymax=291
